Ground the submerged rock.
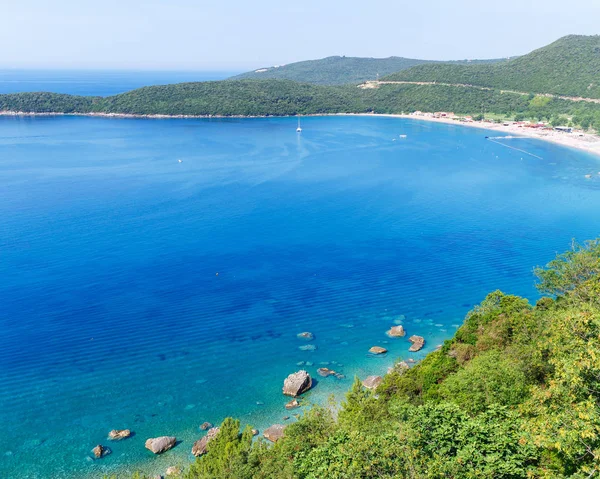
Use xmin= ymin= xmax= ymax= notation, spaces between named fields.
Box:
xmin=369 ymin=346 xmax=387 ymax=355
xmin=362 ymin=375 xmax=383 ymax=390
xmin=166 ymin=466 xmax=182 ymax=476
xmin=263 ymin=424 xmax=286 ymax=442
xmin=283 ymin=370 xmax=312 ymax=397
xmin=386 ymin=325 xmax=406 ymax=337
xmin=299 ymin=344 xmax=317 ymax=351
xmin=285 ymin=399 xmax=299 ymax=409
xmin=297 ymin=332 xmax=314 ymax=340
xmin=317 ymin=367 xmax=336 ymax=377
xmin=108 ymin=429 xmax=131 ymax=441
xmin=199 ymin=422 xmax=213 ymax=431
xmin=409 ymin=335 xmax=425 ymax=352
xmin=145 ymin=436 xmax=176 ymax=454
xmin=191 ymin=427 xmax=220 ymax=457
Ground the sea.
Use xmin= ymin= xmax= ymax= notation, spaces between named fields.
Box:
xmin=1 ymin=72 xmax=600 ymax=478
xmin=0 ymin=70 xmax=238 ymax=96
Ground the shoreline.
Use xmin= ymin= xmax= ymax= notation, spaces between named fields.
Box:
xmin=2 ymin=110 xmax=600 ymax=158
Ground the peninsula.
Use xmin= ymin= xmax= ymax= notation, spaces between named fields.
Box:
xmin=1 ymin=35 xmax=599 ymax=141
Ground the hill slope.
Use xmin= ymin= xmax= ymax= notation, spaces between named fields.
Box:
xmin=230 ymin=56 xmax=504 ymax=85
xmin=2 ymin=79 xmax=600 ymax=129
xmin=384 ymin=35 xmax=600 ymax=99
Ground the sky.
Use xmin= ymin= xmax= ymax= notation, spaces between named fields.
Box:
xmin=2 ymin=0 xmax=599 ymax=71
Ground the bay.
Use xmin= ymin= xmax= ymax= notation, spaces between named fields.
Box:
xmin=1 ymin=115 xmax=599 ymax=478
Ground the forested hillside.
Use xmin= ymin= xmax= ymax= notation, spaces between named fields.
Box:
xmin=384 ymin=35 xmax=600 ymax=99
xmin=3 ymin=79 xmax=600 ymax=131
xmin=105 ymin=239 xmax=600 ymax=479
xmin=230 ymin=56 xmax=504 ymax=85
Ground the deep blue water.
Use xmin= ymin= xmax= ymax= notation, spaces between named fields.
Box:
xmin=0 ymin=70 xmax=238 ymax=96
xmin=1 ymin=115 xmax=600 ymax=478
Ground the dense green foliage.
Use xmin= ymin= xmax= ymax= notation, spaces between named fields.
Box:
xmin=230 ymin=56 xmax=503 ymax=85
xmin=106 ymin=239 xmax=600 ymax=478
xmin=0 ymin=92 xmax=99 ymax=113
xmin=3 ymin=79 xmax=600 ymax=132
xmin=384 ymin=35 xmax=600 ymax=99
xmin=230 ymin=56 xmax=433 ymax=85
xmin=98 ymin=80 xmax=365 ymax=116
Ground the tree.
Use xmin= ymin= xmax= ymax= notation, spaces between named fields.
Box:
xmin=534 ymin=239 xmax=600 ymax=300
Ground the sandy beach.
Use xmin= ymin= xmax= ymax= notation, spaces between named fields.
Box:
xmin=349 ymin=113 xmax=600 ymax=158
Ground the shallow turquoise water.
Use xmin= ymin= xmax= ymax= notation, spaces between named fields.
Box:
xmin=1 ymin=115 xmax=600 ymax=478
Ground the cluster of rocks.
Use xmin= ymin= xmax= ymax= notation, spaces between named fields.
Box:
xmin=91 ymin=321 xmax=430 ymax=473
xmin=384 ymin=322 xmax=426 ymax=352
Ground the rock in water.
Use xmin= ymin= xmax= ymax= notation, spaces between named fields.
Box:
xmin=199 ymin=422 xmax=213 ymax=431
xmin=409 ymin=335 xmax=425 ymax=352
xmin=362 ymin=375 xmax=383 ymax=390
xmin=263 ymin=424 xmax=286 ymax=442
xmin=108 ymin=429 xmax=131 ymax=440
xmin=386 ymin=325 xmax=406 ymax=337
xmin=317 ymin=367 xmax=336 ymax=377
xmin=282 ymin=370 xmax=312 ymax=397
xmin=191 ymin=427 xmax=220 ymax=457
xmin=369 ymin=346 xmax=387 ymax=354
xmin=145 ymin=436 xmax=177 ymax=454
xmin=285 ymin=399 xmax=299 ymax=410
xmin=92 ymin=444 xmax=107 ymax=458
xmin=297 ymin=332 xmax=314 ymax=340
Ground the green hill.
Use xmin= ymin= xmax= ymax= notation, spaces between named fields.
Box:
xmin=2 ymin=79 xmax=600 ymax=130
xmin=230 ymin=56 xmax=503 ymax=85
xmin=383 ymin=35 xmax=600 ymax=99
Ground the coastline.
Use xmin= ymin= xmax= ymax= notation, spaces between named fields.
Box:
xmin=2 ymin=110 xmax=600 ymax=158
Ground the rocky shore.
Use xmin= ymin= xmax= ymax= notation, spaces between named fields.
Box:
xmin=81 ymin=321 xmax=428 ymax=478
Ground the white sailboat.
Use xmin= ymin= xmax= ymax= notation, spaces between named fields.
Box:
xmin=296 ymin=117 xmax=302 ymax=133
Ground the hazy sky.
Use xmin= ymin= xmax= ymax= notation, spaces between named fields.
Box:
xmin=2 ymin=0 xmax=599 ymax=70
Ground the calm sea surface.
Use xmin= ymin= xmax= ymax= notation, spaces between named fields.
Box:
xmin=0 ymin=70 xmax=237 ymax=96
xmin=1 ymin=114 xmax=600 ymax=478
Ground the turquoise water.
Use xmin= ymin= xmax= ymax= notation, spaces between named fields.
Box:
xmin=1 ymin=115 xmax=600 ymax=478
xmin=0 ymin=70 xmax=238 ymax=96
